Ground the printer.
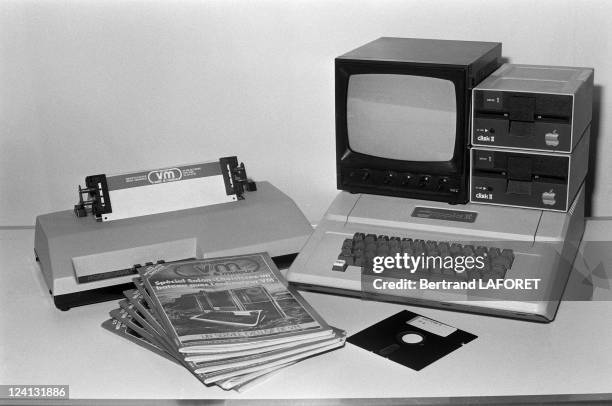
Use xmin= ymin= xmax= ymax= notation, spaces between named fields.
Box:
xmin=34 ymin=157 xmax=313 ymax=310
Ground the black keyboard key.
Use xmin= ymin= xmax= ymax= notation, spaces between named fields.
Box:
xmin=491 ymin=264 xmax=508 ymax=278
xmin=353 ymin=233 xmax=365 ymax=241
xmin=376 ymin=246 xmax=390 ymax=257
xmin=462 ymin=246 xmax=475 ymax=257
xmin=341 ymin=246 xmax=353 ymax=256
xmin=492 ymin=255 xmax=512 ymax=270
xmin=338 ymin=253 xmax=352 ymax=261
xmin=502 ymin=249 xmax=515 ymax=267
xmin=475 ymin=246 xmax=488 ymax=257
xmin=450 ymin=243 xmax=463 ymax=257
xmin=413 ymin=240 xmax=426 ymax=250
xmin=467 ymin=268 xmax=481 ymax=280
xmin=438 ymin=242 xmax=450 ymax=257
xmin=389 ymin=248 xmax=401 ymax=257
xmin=426 ymin=244 xmax=439 ymax=256
xmin=401 ymin=240 xmax=412 ymax=251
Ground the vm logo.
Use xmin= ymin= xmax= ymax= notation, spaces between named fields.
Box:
xmin=148 ymin=168 xmax=182 ymax=184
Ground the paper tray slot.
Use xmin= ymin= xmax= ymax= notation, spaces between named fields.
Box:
xmin=72 ymin=238 xmax=198 ymax=283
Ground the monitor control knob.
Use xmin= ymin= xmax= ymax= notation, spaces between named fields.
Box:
xmin=383 ymin=171 xmax=396 ymax=184
xmin=401 ymin=174 xmax=413 ymax=186
xmin=419 ymin=175 xmax=431 ymax=187
xmin=436 ymin=177 xmax=449 ymax=191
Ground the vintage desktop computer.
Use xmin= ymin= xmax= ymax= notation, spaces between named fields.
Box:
xmin=287 ymin=38 xmax=593 ymax=322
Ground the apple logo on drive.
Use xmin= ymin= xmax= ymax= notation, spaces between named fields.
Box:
xmin=545 ymin=130 xmax=560 ymax=147
xmin=542 ymin=190 xmax=556 ymax=206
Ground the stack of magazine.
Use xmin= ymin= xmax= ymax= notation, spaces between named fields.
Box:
xmin=102 ymin=252 xmax=346 ymax=392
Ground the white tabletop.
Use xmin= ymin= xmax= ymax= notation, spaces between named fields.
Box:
xmin=1 ymin=227 xmax=612 ymax=402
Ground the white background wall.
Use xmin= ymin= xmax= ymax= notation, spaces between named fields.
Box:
xmin=1 ymin=0 xmax=610 ymax=226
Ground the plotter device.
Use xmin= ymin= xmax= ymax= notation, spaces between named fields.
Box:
xmin=34 ymin=157 xmax=313 ymax=310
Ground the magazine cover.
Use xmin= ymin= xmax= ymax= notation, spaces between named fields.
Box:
xmin=124 ymin=285 xmax=340 ymax=371
xmin=121 ymin=291 xmax=174 ymax=344
xmin=138 ymin=253 xmax=332 ymax=350
xmin=116 ymin=298 xmax=178 ymax=353
xmin=108 ymin=308 xmax=215 ymax=385
xmin=202 ymin=339 xmax=346 ymax=384
xmin=101 ymin=318 xmax=178 ymax=364
xmin=194 ymin=328 xmax=346 ymax=374
xmin=217 ymin=362 xmax=295 ymax=391
xmin=106 ymin=307 xmax=305 ymax=391
xmin=108 ymin=307 xmax=174 ymax=355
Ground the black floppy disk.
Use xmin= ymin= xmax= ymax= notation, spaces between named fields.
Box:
xmin=347 ymin=310 xmax=476 ymax=371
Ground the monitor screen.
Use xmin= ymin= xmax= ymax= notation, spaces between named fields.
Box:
xmin=347 ymin=74 xmax=456 ymax=162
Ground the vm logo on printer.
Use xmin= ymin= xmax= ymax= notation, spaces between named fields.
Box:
xmin=148 ymin=168 xmax=182 ymax=184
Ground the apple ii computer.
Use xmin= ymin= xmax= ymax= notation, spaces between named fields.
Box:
xmin=287 ymin=38 xmax=593 ymax=322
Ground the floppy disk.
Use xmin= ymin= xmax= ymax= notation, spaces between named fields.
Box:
xmin=347 ymin=310 xmax=477 ymax=371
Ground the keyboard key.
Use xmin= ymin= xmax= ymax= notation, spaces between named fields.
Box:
xmin=332 ymin=259 xmax=348 ymax=272
xmin=450 ymin=243 xmax=463 ymax=257
xmin=467 ymin=268 xmax=481 ymax=280
xmin=353 ymin=232 xmax=365 ymax=241
xmin=502 ymin=249 xmax=515 ymax=267
xmin=400 ymin=240 xmax=412 ymax=251
xmin=492 ymin=255 xmax=512 ymax=270
xmin=491 ymin=264 xmax=507 ymax=279
xmin=462 ymin=247 xmax=475 ymax=257
xmin=341 ymin=246 xmax=353 ymax=256
xmin=475 ymin=246 xmax=488 ymax=257
xmin=377 ymin=246 xmax=390 ymax=256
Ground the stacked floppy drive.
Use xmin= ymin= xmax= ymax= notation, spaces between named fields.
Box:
xmin=470 ymin=64 xmax=593 ymax=212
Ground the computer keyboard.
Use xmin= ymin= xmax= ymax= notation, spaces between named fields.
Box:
xmin=332 ymin=232 xmax=515 ymax=282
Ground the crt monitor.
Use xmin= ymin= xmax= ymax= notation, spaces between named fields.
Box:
xmin=335 ymin=37 xmax=502 ymax=204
